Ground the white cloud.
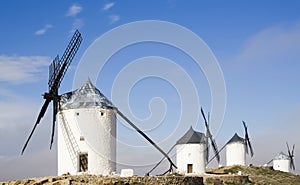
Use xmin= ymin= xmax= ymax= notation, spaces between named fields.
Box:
xmin=66 ymin=4 xmax=82 ymax=17
xmin=0 ymin=55 xmax=50 ymax=84
xmin=0 ymin=87 xmax=19 ymax=99
xmin=0 ymin=149 xmax=56 ymax=181
xmin=235 ymin=22 xmax=300 ymax=64
xmin=102 ymin=2 xmax=115 ymax=11
xmin=109 ymin=15 xmax=120 ymax=23
xmin=0 ymin=99 xmax=36 ymax=129
xmin=0 ymin=88 xmax=55 ymax=181
xmin=35 ymin=24 xmax=53 ymax=35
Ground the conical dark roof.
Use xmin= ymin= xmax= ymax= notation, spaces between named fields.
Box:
xmin=60 ymin=78 xmax=115 ymax=110
xmin=227 ymin=133 xmax=245 ymax=144
xmin=176 ymin=126 xmax=206 ymax=144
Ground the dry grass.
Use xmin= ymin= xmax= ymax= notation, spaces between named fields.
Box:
xmin=208 ymin=165 xmax=300 ymax=185
xmin=2 ymin=166 xmax=300 ymax=185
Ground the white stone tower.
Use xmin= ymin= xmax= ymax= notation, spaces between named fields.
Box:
xmin=57 ymin=79 xmax=116 ymax=175
xmin=226 ymin=133 xmax=246 ymax=166
xmin=273 ymin=152 xmax=290 ymax=173
xmin=176 ymin=127 xmax=207 ymax=174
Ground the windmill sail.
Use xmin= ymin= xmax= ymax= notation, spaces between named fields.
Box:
xmin=242 ymin=121 xmax=254 ymax=157
xmin=21 ymin=30 xmax=82 ymax=154
xmin=50 ymin=96 xmax=58 ymax=149
xmin=287 ymin=142 xmax=296 ymax=170
xmin=201 ymin=107 xmax=220 ymax=163
xmin=117 ymin=109 xmax=177 ymax=171
xmin=21 ymin=99 xmax=51 ymax=154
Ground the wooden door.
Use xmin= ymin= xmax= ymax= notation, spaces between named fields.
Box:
xmin=79 ymin=153 xmax=88 ymax=172
xmin=187 ymin=164 xmax=193 ymax=173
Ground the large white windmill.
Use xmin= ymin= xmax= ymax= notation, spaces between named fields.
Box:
xmin=57 ymin=79 xmax=116 ymax=175
xmin=22 ymin=30 xmax=177 ymax=176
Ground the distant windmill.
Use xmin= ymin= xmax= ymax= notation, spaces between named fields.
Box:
xmin=146 ymin=107 xmax=220 ymax=175
xmin=226 ymin=121 xmax=254 ymax=166
xmin=21 ymin=30 xmax=82 ymax=154
xmin=271 ymin=142 xmax=295 ymax=173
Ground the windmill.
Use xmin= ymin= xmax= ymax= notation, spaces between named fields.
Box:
xmin=242 ymin=121 xmax=254 ymax=157
xmin=21 ymin=30 xmax=82 ymax=154
xmin=21 ymin=30 xmax=177 ymax=174
xmin=286 ymin=142 xmax=296 ymax=171
xmin=56 ymin=78 xmax=177 ymax=175
xmin=200 ymin=107 xmax=220 ymax=164
xmin=223 ymin=121 xmax=254 ymax=166
xmin=145 ymin=107 xmax=218 ymax=175
xmin=271 ymin=142 xmax=295 ymax=173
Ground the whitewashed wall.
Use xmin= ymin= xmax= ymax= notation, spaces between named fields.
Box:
xmin=176 ymin=143 xmax=206 ymax=174
xmin=57 ymin=107 xmax=116 ymax=175
xmin=273 ymin=159 xmax=290 ymax=173
xmin=226 ymin=142 xmax=246 ymax=166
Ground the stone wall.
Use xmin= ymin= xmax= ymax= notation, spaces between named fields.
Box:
xmin=203 ymin=174 xmax=250 ymax=185
xmin=1 ymin=174 xmax=204 ymax=185
xmin=1 ymin=174 xmax=253 ymax=185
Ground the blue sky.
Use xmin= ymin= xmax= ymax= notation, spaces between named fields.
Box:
xmin=1 ymin=0 xmax=300 ymax=180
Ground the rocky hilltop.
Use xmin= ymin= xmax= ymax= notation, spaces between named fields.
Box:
xmin=1 ymin=166 xmax=300 ymax=185
xmin=206 ymin=165 xmax=300 ymax=185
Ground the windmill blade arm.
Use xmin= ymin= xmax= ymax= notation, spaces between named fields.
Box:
xmin=245 ymin=140 xmax=249 ymax=154
xmin=49 ymin=30 xmax=82 ymax=92
xmin=201 ymin=107 xmax=219 ymax=163
xmin=117 ymin=109 xmax=177 ymax=169
xmin=146 ymin=143 xmax=176 ymax=175
xmin=291 ymin=145 xmax=295 ymax=170
xmin=50 ymin=99 xmax=58 ymax=149
xmin=287 ymin=143 xmax=296 ymax=170
xmin=59 ymin=30 xmax=82 ymax=69
xmin=210 ymin=137 xmax=220 ymax=163
xmin=206 ymin=141 xmax=209 ymax=163
xmin=205 ymin=127 xmax=220 ymax=163
xmin=266 ymin=159 xmax=273 ymax=165
xmin=242 ymin=121 xmax=249 ymax=140
xmin=207 ymin=142 xmax=227 ymax=165
xmin=200 ymin=107 xmax=208 ymax=127
xmin=243 ymin=121 xmax=254 ymax=156
xmin=242 ymin=121 xmax=247 ymax=129
xmin=291 ymin=158 xmax=296 ymax=170
xmin=286 ymin=142 xmax=292 ymax=156
xmin=21 ymin=99 xmax=51 ymax=154
xmin=247 ymin=139 xmax=254 ymax=157
xmin=292 ymin=144 xmax=295 ymax=156
xmin=48 ymin=55 xmax=60 ymax=90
